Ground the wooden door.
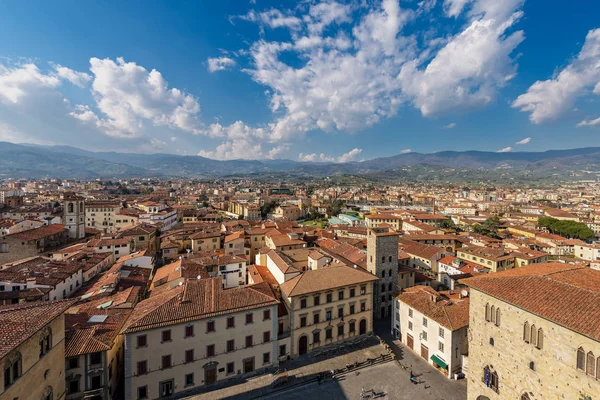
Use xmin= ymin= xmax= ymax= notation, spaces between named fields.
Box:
xmin=421 ymin=344 xmax=428 ymax=360
xmin=205 ymin=367 xmax=217 ymax=385
xmin=243 ymin=358 xmax=254 ymax=374
xmin=407 ymin=334 xmax=414 ymax=350
xmin=298 ymin=335 xmax=308 ymax=355
xmin=359 ymin=319 xmax=367 ymax=335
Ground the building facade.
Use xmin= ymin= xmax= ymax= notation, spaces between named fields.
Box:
xmin=465 ymin=264 xmax=600 ymax=400
xmin=123 ymin=278 xmax=279 ymax=400
xmin=366 ymin=227 xmax=399 ymax=319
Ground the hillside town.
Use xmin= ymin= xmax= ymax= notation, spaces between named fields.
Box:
xmin=0 ymin=178 xmax=599 ymax=400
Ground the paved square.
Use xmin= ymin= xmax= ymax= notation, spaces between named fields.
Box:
xmin=185 ymin=335 xmax=466 ymax=400
xmin=258 ymin=361 xmax=466 ymax=400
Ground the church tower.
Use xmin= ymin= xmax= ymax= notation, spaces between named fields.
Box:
xmin=367 ymin=227 xmax=399 ymax=319
xmin=63 ymin=192 xmax=85 ymax=239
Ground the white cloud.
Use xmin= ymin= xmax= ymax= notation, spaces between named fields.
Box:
xmin=207 ymin=57 xmax=236 ymax=72
xmin=53 ymin=64 xmax=92 ymax=87
xmin=399 ymin=1 xmax=524 ymax=116
xmin=229 ymin=0 xmax=526 ymax=153
xmin=444 ymin=122 xmax=456 ymax=129
xmin=198 ymin=138 xmax=263 ymax=160
xmin=298 ymin=152 xmax=318 ymax=162
xmin=305 ymin=1 xmax=353 ymax=35
xmin=170 ymin=136 xmax=177 ymax=142
xmin=513 ymin=29 xmax=600 ymax=124
xmin=515 ymin=137 xmax=531 ymax=144
xmin=238 ymin=9 xmax=302 ymax=30
xmin=297 ymin=148 xmax=363 ymax=163
xmin=0 ymin=63 xmax=61 ymax=104
xmin=70 ymin=57 xmax=202 ymax=138
xmin=399 ymin=149 xmax=412 ymax=154
xmin=497 ymin=146 xmax=512 ymax=153
xmin=337 ymin=148 xmax=363 ymax=163
xmin=266 ymin=145 xmax=288 ymax=159
xmin=577 ymin=117 xmax=600 ymax=128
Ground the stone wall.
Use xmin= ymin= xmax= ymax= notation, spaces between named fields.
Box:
xmin=467 ymin=289 xmax=600 ymax=400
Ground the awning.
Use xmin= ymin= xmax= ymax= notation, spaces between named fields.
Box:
xmin=431 ymin=354 xmax=448 ymax=369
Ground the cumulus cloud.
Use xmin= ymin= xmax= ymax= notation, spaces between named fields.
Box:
xmin=399 ymin=1 xmax=524 ymax=116
xmin=0 ymin=0 xmax=532 ymax=157
xmin=227 ymin=0 xmax=526 ymax=153
xmin=513 ymin=28 xmax=600 ymax=124
xmin=298 ymin=148 xmax=363 ymax=163
xmin=0 ymin=63 xmax=61 ymax=104
xmin=207 ymin=57 xmax=236 ymax=72
xmin=444 ymin=122 xmax=456 ymax=129
xmin=399 ymin=149 xmax=412 ymax=154
xmin=337 ymin=148 xmax=363 ymax=163
xmin=497 ymin=146 xmax=512 ymax=153
xmin=298 ymin=152 xmax=318 ymax=162
xmin=70 ymin=57 xmax=202 ymax=138
xmin=198 ymin=138 xmax=263 ymax=160
xmin=266 ymin=145 xmax=288 ymax=159
xmin=515 ymin=137 xmax=531 ymax=144
xmin=53 ymin=64 xmax=92 ymax=87
xmin=577 ymin=117 xmax=600 ymax=128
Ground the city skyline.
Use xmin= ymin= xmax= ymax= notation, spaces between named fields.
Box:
xmin=0 ymin=0 xmax=599 ymax=161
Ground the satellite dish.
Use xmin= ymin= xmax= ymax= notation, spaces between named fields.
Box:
xmin=461 ymin=289 xmax=469 ymax=298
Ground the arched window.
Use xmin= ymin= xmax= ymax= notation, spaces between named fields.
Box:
xmin=523 ymin=322 xmax=530 ymax=343
xmin=388 ymin=256 xmax=392 ymax=262
xmin=382 ymin=256 xmax=385 ymax=263
xmin=68 ymin=203 xmax=74 ymax=213
xmin=490 ymin=305 xmax=495 ymax=324
xmin=521 ymin=393 xmax=530 ymax=400
xmin=577 ymin=347 xmax=585 ymax=370
xmin=485 ymin=303 xmax=490 ymax=321
xmin=79 ymin=202 xmax=83 ymax=213
xmin=596 ymin=357 xmax=600 ymax=380
xmin=587 ymin=352 xmax=596 ymax=377
xmin=530 ymin=325 xmax=537 ymax=347
xmin=39 ymin=327 xmax=52 ymax=358
xmin=381 ymin=283 xmax=386 ymax=293
xmin=388 ymin=283 xmax=392 ymax=292
xmin=536 ymin=329 xmax=543 ymax=349
xmin=3 ymin=352 xmax=22 ymax=389
xmin=482 ymin=366 xmax=499 ymax=392
xmin=495 ymin=308 xmax=500 ymax=327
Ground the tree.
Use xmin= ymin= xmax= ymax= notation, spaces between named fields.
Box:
xmin=439 ymin=219 xmax=456 ymax=229
xmin=538 ymin=217 xmax=595 ymax=240
xmin=327 ymin=200 xmax=344 ymax=217
xmin=260 ymin=201 xmax=278 ymax=219
xmin=472 ymin=217 xmax=501 ymax=237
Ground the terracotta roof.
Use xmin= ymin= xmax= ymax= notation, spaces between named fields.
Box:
xmin=7 ymin=224 xmax=66 ymax=241
xmin=0 ymin=299 xmax=76 ymax=358
xmin=398 ymin=286 xmax=469 ymax=330
xmin=65 ymin=305 xmax=133 ymax=357
xmin=399 ymin=238 xmax=443 ymax=260
xmin=279 ymin=265 xmax=377 ymax=297
xmin=464 ymin=263 xmax=600 ymax=341
xmin=123 ymin=278 xmax=278 ymax=333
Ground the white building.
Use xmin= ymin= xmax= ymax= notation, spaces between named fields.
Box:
xmin=394 ymin=286 xmax=470 ymax=379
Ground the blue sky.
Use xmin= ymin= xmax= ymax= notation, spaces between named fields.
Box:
xmin=0 ymin=0 xmax=599 ymax=161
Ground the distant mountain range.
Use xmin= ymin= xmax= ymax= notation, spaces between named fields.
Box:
xmin=2 ymin=141 xmax=600 ymax=181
